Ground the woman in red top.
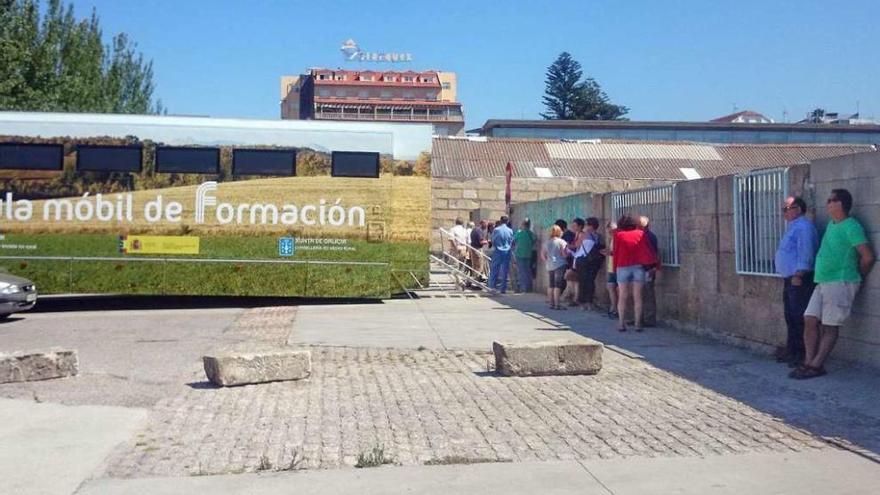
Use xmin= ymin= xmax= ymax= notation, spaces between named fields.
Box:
xmin=613 ymin=214 xmax=657 ymax=332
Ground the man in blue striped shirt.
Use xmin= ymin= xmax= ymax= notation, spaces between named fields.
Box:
xmin=774 ymin=196 xmax=819 ymax=366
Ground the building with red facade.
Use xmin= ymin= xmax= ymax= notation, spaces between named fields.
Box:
xmin=280 ymin=69 xmax=464 ymax=136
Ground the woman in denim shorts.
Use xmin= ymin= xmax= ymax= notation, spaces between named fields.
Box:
xmin=541 ymin=224 xmax=569 ymax=310
xmin=612 ymin=215 xmax=656 ymax=332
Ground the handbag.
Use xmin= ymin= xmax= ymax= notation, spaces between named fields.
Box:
xmin=585 ymin=234 xmax=605 ymax=266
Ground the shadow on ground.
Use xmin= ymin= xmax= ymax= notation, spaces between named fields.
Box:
xmin=30 ymin=295 xmax=383 ymax=313
xmin=496 ymin=293 xmax=880 ymax=459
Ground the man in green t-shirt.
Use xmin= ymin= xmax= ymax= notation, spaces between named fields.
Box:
xmin=791 ymin=189 xmax=875 ymax=379
xmin=513 ymin=219 xmax=536 ymax=293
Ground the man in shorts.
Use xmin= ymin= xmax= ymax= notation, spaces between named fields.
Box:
xmin=790 ymin=189 xmax=875 ymax=379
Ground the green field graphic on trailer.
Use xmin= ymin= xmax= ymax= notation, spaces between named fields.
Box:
xmin=0 ymin=116 xmax=431 ymax=299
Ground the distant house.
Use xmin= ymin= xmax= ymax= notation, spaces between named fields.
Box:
xmin=710 ymin=110 xmax=774 ymax=124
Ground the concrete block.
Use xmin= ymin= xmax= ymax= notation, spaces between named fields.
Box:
xmin=0 ymin=349 xmax=78 ymax=384
xmin=442 ymin=180 xmax=468 ymax=190
xmin=492 ymin=339 xmax=603 ymax=377
xmin=810 ymin=154 xmax=856 ymax=183
xmin=480 ymin=200 xmax=506 ymax=211
xmin=432 ymin=188 xmax=461 ymax=199
xmin=717 ymin=176 xmax=735 ymax=215
xmin=462 ymin=189 xmax=478 ymax=199
xmin=478 ymin=189 xmax=499 ymax=200
xmin=448 ymin=199 xmax=480 ymax=210
xmin=718 ymin=214 xmax=735 ymax=254
xmin=852 ymin=205 xmax=880 ymax=230
xmin=476 ymin=180 xmax=499 ymax=190
xmin=853 ymin=288 xmax=880 ymax=317
xmin=203 ymin=349 xmax=311 ymax=386
xmin=850 ymin=151 xmax=880 ymax=178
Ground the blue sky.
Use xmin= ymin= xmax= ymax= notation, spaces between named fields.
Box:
xmin=69 ymin=0 xmax=878 ymax=128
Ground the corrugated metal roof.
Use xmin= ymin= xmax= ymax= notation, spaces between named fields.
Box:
xmin=432 ymin=137 xmax=875 ymax=180
xmin=545 ymin=142 xmax=722 ymax=161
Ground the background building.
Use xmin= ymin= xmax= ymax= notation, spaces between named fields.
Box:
xmin=281 ymin=69 xmax=464 ymax=136
xmin=475 ymin=119 xmax=880 ymax=144
xmin=429 ymin=135 xmax=874 ymax=253
xmin=711 ymin=110 xmax=774 ymax=124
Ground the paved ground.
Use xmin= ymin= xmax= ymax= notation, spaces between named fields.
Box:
xmin=0 ymin=305 xmax=242 ymax=407
xmin=78 ymin=450 xmax=880 ymax=495
xmin=288 ymin=297 xmax=579 ymax=350
xmin=497 ymin=294 xmax=880 ymax=456
xmin=0 ymin=398 xmax=147 ymax=495
xmin=1 ymin=293 xmax=878 ymax=494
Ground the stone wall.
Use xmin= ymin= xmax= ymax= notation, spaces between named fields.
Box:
xmin=511 ymin=151 xmax=880 ymax=368
xmin=431 ymin=177 xmax=654 ymax=253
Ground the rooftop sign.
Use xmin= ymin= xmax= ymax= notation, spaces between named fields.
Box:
xmin=340 ymin=39 xmax=412 ymax=63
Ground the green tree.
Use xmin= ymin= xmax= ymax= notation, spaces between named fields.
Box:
xmin=541 ymin=52 xmax=628 ymax=120
xmin=0 ymin=0 xmax=162 ymax=114
xmin=572 ymin=77 xmax=629 ymax=120
xmin=541 ymin=52 xmax=583 ymax=120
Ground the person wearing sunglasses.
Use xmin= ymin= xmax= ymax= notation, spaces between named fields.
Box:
xmin=774 ymin=196 xmax=818 ymax=367
xmin=791 ymin=189 xmax=875 ymax=379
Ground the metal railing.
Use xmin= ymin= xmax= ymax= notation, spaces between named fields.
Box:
xmin=315 ymin=113 xmax=464 ymax=122
xmin=436 ymin=227 xmax=493 ymax=289
xmin=611 ymin=185 xmax=679 ymax=266
xmin=733 ymin=168 xmax=789 ymax=276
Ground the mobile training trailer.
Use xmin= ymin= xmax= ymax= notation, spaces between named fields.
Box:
xmin=0 ymin=112 xmax=433 ymax=299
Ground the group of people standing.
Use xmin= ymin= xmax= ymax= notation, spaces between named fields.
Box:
xmin=541 ymin=215 xmax=661 ymax=332
xmin=774 ymin=189 xmax=874 ymax=379
xmin=448 ymin=187 xmax=873 ymax=380
xmin=448 ymin=216 xmax=524 ymax=293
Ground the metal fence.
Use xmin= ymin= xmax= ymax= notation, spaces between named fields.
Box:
xmin=611 ymin=185 xmax=679 ymax=266
xmin=733 ymin=168 xmax=789 ymax=276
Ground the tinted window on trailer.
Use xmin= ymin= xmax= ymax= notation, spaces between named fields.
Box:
xmin=331 ymin=151 xmax=380 ymax=178
xmin=77 ymin=145 xmax=142 ymax=172
xmin=0 ymin=143 xmax=64 ymax=170
xmin=155 ymin=146 xmax=219 ymax=174
xmin=233 ymin=149 xmax=296 ymax=176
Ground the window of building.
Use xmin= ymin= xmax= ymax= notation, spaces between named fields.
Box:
xmin=0 ymin=143 xmax=64 ymax=170
xmin=76 ymin=145 xmax=142 ymax=172
xmin=403 ymin=76 xmax=414 ymax=82
xmin=358 ymin=90 xmax=369 ymax=98
xmin=336 ymin=89 xmax=346 ymax=97
xmin=331 ymin=151 xmax=379 ymax=178
xmin=733 ymin=168 xmax=789 ymax=275
xmin=380 ymin=90 xmax=392 ymax=99
xmin=402 ymin=91 xmax=414 ymax=99
xmin=233 ymin=149 xmax=296 ymax=176
xmin=441 ymin=82 xmax=451 ymax=90
xmin=383 ymin=75 xmax=395 ymax=82
xmin=155 ymin=147 xmax=219 ymax=174
xmin=611 ymin=185 xmax=679 ymax=266
xmin=360 ymin=75 xmax=373 ymax=81
xmin=319 ymin=88 xmax=330 ymax=97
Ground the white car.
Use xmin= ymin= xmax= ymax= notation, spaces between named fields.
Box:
xmin=0 ymin=273 xmax=37 ymax=319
